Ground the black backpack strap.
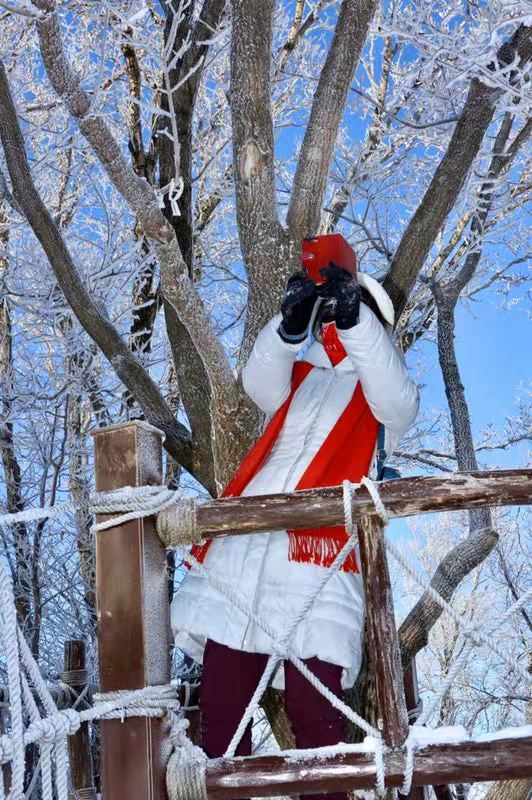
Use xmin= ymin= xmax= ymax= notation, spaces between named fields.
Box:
xmin=376 ymin=422 xmax=400 ymax=481
xmin=376 ymin=423 xmax=387 ymax=481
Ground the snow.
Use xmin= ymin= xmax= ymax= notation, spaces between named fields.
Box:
xmin=408 ymin=725 xmax=470 ymax=748
xmin=473 ymin=725 xmax=532 ymax=743
xmin=267 ymin=738 xmax=377 ymax=763
xmin=254 ymin=725 xmax=532 ymax=762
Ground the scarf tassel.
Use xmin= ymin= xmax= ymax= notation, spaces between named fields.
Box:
xmin=287 ymin=527 xmax=359 ymax=573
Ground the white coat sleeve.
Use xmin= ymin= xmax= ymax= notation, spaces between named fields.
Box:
xmin=241 ymin=313 xmax=308 ymax=415
xmin=337 ymin=304 xmax=419 ymax=440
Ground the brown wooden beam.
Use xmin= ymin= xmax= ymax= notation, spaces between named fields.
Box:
xmin=63 ymin=640 xmax=96 ymax=800
xmin=358 ymin=516 xmax=408 ymax=747
xmin=203 ymin=736 xmax=532 ymax=799
xmin=184 ymin=470 xmax=530 ymax=541
xmin=93 ymin=421 xmax=171 ymax=800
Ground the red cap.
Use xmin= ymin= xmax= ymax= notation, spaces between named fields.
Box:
xmin=301 ymin=234 xmax=357 ymax=285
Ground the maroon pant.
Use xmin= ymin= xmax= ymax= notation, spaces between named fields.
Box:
xmin=200 ymin=639 xmax=347 ymax=800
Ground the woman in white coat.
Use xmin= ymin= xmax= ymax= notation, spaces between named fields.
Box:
xmin=172 ymin=251 xmax=419 ymax=800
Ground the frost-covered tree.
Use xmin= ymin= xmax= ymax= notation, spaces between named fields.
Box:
xmin=0 ymin=0 xmax=530 ymax=790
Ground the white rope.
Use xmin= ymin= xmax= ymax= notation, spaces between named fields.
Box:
xmin=91 ymin=486 xmax=180 ymax=531
xmin=0 ymin=475 xmax=529 ymax=800
xmin=360 ymin=476 xmax=389 ymax=523
xmin=156 ymin=499 xmax=201 ymax=547
xmin=0 ymin=501 xmax=76 ymax=528
xmin=400 ymin=733 xmax=416 ymax=795
xmin=0 ymin=562 xmax=25 ymax=798
xmin=373 ymin=736 xmax=386 ymax=795
xmin=195 ymin=481 xmax=382 ymax=788
xmin=167 ymin=719 xmax=208 ymax=800
xmin=347 ymin=476 xmax=531 ymax=795
xmin=0 ymin=484 xmax=204 ymax=547
xmin=224 ymin=655 xmax=280 ymax=757
xmin=415 ymin=586 xmax=532 ymax=728
xmin=185 ymin=534 xmax=380 ymax=749
xmin=383 ymin=529 xmax=528 ymax=680
xmin=92 ymin=686 xmax=181 ymax=720
xmin=351 ymin=477 xmax=529 ymax=681
xmin=0 ymin=557 xmax=182 ymax=800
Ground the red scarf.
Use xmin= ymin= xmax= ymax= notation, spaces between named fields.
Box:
xmin=321 ymin=322 xmax=348 ymax=366
xmin=189 ymin=360 xmax=379 ymax=573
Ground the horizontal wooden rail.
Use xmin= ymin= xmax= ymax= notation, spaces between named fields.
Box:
xmin=204 ymin=736 xmax=532 ymax=798
xmin=192 ymin=470 xmax=530 ymax=538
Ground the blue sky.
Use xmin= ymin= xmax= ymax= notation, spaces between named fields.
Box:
xmin=413 ymin=292 xmax=530 ymax=468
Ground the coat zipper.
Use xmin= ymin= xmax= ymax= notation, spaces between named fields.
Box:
xmin=242 ymin=369 xmax=338 ymax=647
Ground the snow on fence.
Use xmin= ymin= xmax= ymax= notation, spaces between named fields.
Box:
xmin=0 ymin=419 xmax=530 ymax=800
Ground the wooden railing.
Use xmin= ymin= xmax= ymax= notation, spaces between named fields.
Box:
xmin=92 ymin=421 xmax=532 ymax=800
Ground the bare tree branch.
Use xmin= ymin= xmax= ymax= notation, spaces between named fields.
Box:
xmin=156 ymin=0 xmax=228 ymax=494
xmin=0 ymin=58 xmax=194 ymax=473
xmin=32 ymin=0 xmax=238 ymax=410
xmin=384 ymin=24 xmax=532 ymax=316
xmin=286 ymin=0 xmax=378 ymax=242
xmin=320 ymin=35 xmax=398 ymax=236
xmin=399 ymin=106 xmax=529 ymax=665
xmin=398 ymin=103 xmax=532 ymax=669
xmin=276 ymin=0 xmax=341 ymax=72
xmin=0 ymin=203 xmax=33 ymax=630
xmin=230 ymin=0 xmax=287 ymax=361
xmin=399 ymin=525 xmax=499 ymax=669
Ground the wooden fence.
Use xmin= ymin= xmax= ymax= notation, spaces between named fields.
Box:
xmin=91 ymin=421 xmax=532 ymax=800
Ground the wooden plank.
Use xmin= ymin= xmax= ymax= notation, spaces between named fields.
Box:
xmin=180 ymin=469 xmax=531 ymax=541
xmin=357 ymin=516 xmax=408 ymax=747
xmin=63 ymin=640 xmax=96 ymax=800
xmin=93 ymin=421 xmax=171 ymax=800
xmin=404 ymin=660 xmax=421 ymax=723
xmin=203 ymin=736 xmax=532 ymax=799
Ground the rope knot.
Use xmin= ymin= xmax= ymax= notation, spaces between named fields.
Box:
xmin=62 ymin=708 xmax=83 ymax=736
xmin=361 ymin=476 xmax=389 ymax=524
xmin=166 ymin=740 xmax=208 ymax=800
xmin=93 ymin=685 xmax=180 ymax=721
xmin=39 ymin=709 xmax=81 ymax=742
xmin=156 ymin=499 xmax=201 ymax=548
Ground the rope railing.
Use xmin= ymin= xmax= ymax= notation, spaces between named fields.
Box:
xmin=0 ymin=466 xmax=530 ymax=799
xmin=165 ymin=475 xmax=531 ymax=799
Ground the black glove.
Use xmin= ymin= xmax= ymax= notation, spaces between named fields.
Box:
xmin=279 ymin=271 xmax=318 ymax=342
xmin=318 ymin=263 xmax=361 ymax=329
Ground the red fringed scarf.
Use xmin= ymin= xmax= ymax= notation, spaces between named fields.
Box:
xmin=190 ymin=343 xmax=379 ymax=573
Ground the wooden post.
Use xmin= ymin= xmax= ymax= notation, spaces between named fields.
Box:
xmin=63 ymin=640 xmax=96 ymax=800
xmin=93 ymin=421 xmax=171 ymax=800
xmin=357 ymin=516 xmax=409 ymax=748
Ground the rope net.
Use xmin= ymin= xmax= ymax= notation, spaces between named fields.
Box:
xmin=0 ymin=478 xmax=529 ymax=799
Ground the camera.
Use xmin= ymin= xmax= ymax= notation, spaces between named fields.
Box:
xmin=301 ymin=234 xmax=357 ymax=285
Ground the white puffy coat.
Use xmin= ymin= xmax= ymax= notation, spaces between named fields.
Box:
xmin=172 ymin=305 xmax=419 ymax=688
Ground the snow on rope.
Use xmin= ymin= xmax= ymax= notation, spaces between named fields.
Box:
xmin=166 ymin=481 xmax=389 ymax=799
